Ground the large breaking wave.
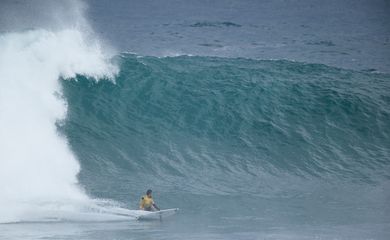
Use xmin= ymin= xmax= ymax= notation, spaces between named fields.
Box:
xmin=62 ymin=54 xmax=390 ymax=199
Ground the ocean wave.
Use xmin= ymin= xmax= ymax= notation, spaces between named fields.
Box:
xmin=61 ymin=54 xmax=390 ymax=196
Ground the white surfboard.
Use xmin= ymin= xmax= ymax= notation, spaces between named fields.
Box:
xmin=136 ymin=208 xmax=179 ymax=220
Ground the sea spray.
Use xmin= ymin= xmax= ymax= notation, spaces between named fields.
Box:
xmin=0 ymin=29 xmax=117 ymax=223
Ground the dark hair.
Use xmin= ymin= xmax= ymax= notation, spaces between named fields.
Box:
xmin=146 ymin=189 xmax=152 ymax=195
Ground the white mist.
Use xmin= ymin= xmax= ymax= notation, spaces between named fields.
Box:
xmin=0 ymin=29 xmax=117 ymax=223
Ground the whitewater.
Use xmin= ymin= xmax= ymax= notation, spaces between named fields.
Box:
xmin=0 ymin=27 xmax=134 ymax=223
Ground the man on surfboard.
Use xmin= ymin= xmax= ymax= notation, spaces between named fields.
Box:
xmin=139 ymin=189 xmax=160 ymax=211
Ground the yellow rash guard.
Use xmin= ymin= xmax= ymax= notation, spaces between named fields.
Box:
xmin=139 ymin=195 xmax=154 ymax=210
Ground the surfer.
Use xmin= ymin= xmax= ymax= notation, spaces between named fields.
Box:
xmin=139 ymin=189 xmax=160 ymax=211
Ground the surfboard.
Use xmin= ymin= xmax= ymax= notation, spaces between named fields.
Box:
xmin=136 ymin=208 xmax=179 ymax=220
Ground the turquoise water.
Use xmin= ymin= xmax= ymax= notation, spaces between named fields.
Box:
xmin=57 ymin=54 xmax=390 ymax=239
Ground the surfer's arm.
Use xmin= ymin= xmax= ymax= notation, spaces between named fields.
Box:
xmin=152 ymin=203 xmax=160 ymax=211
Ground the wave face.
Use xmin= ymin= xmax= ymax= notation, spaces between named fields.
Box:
xmin=62 ymin=54 xmax=390 ymax=200
xmin=1 ymin=40 xmax=389 ymax=238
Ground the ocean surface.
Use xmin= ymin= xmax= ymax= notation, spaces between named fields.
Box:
xmin=0 ymin=0 xmax=390 ymax=240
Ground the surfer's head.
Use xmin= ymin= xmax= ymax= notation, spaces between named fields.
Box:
xmin=146 ymin=189 xmax=152 ymax=197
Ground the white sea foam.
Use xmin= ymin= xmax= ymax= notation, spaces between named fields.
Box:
xmin=0 ymin=15 xmax=128 ymax=223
